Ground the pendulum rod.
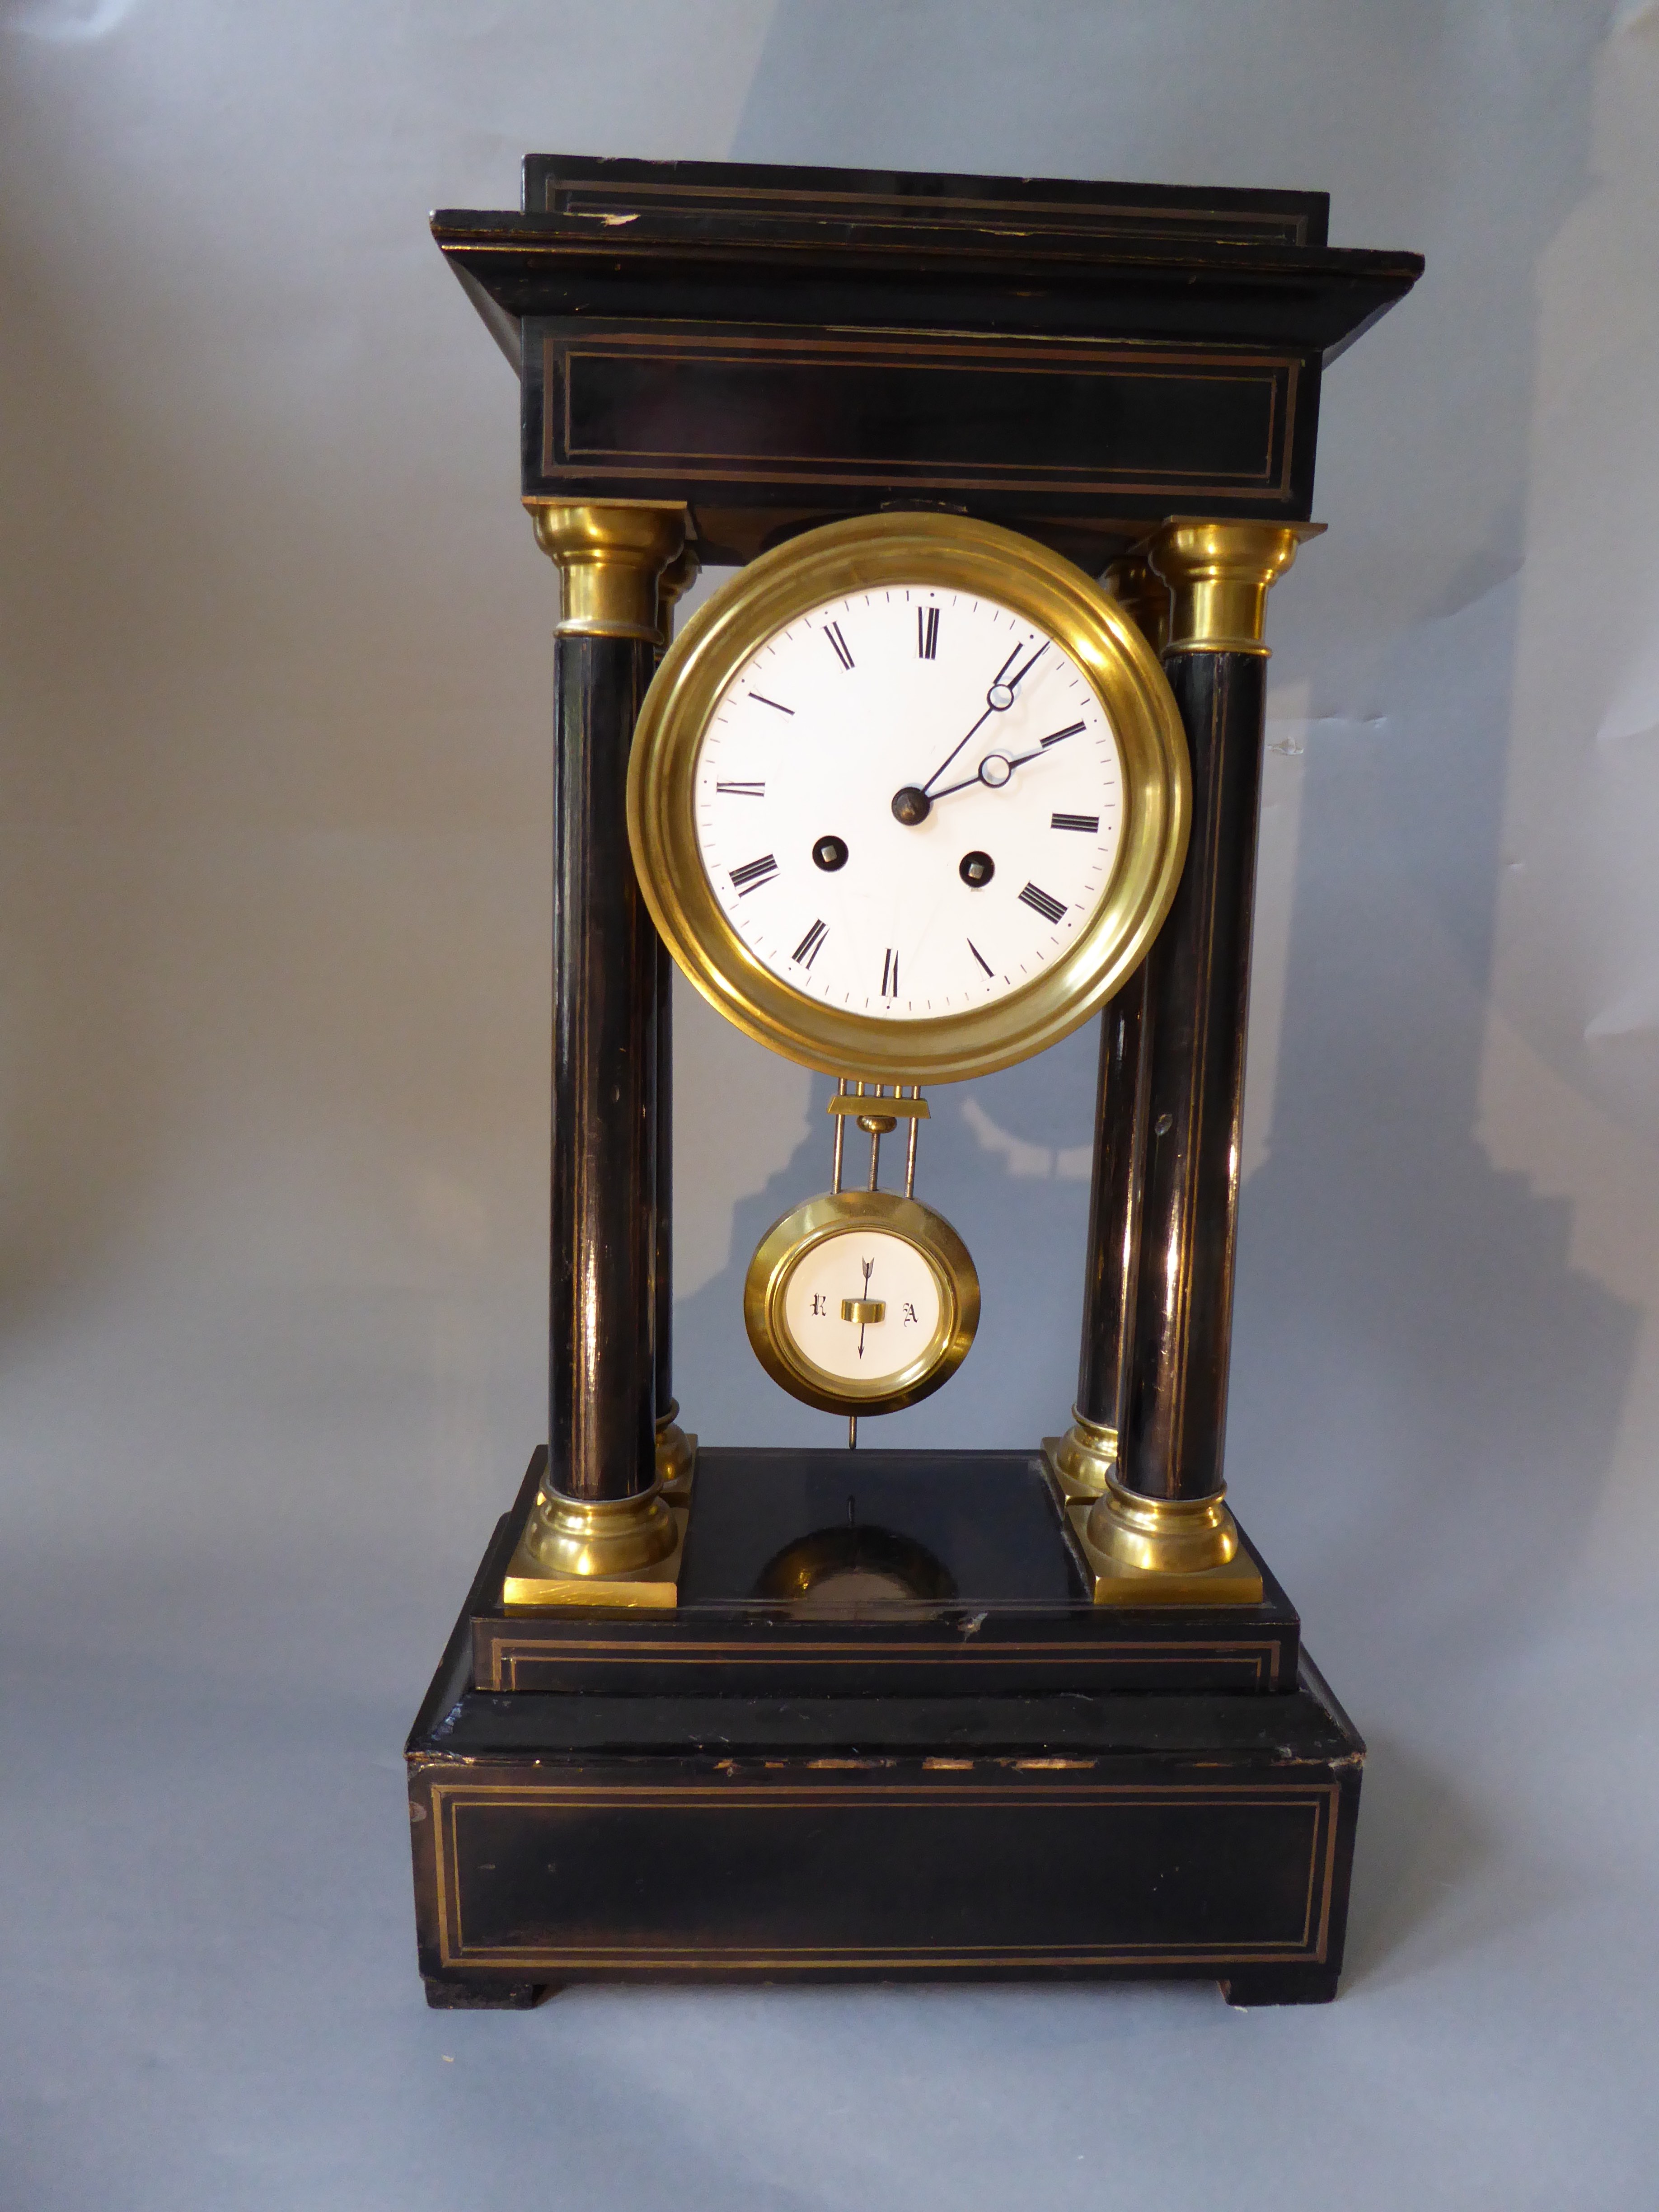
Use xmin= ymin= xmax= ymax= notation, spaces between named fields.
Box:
xmin=825 ymin=1079 xmax=929 ymax=1458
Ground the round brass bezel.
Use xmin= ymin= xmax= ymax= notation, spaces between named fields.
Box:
xmin=626 ymin=511 xmax=1191 ymax=1083
xmin=743 ymin=1188 xmax=980 ymax=1417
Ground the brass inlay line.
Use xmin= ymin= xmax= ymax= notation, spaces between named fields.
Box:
xmin=425 ymin=1778 xmax=1339 ymax=1970
xmin=548 ymin=335 xmax=1295 ymax=498
xmin=497 ymin=1650 xmax=1275 ymax=1690
xmin=486 ymin=1635 xmax=1279 ymax=1658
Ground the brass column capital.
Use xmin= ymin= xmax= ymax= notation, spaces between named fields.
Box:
xmin=527 ymin=500 xmax=690 ymax=643
xmin=1147 ymin=520 xmax=1323 ymax=656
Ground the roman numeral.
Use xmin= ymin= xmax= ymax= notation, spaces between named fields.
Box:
xmin=749 ymin=693 xmax=793 ymax=714
xmin=1051 ymin=811 xmax=1099 ymax=833
xmin=716 ymin=781 xmax=765 ymax=797
xmin=1019 ymin=881 xmax=1067 ymax=925
xmin=729 ymin=854 xmax=778 ymax=896
xmin=825 ymin=622 xmax=854 ymax=670
xmin=792 ymin=919 xmax=827 ymax=969
xmin=967 ymin=939 xmax=994 ymax=977
xmin=1041 ymin=721 xmax=1087 ymax=749
xmin=917 ymin=607 xmax=939 ymax=659
xmin=881 ymin=947 xmax=900 ymax=998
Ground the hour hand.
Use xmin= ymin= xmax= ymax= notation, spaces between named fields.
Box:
xmin=926 ymin=718 xmax=1086 ymax=801
xmin=904 ymin=641 xmax=1053 ymax=812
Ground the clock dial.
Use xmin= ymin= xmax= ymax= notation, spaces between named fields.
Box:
xmin=780 ymin=1226 xmax=945 ymax=1388
xmin=693 ymin=588 xmax=1124 ymax=1021
xmin=744 ymin=1187 xmax=979 ymax=1415
xmin=628 ymin=512 xmax=1189 ymax=1083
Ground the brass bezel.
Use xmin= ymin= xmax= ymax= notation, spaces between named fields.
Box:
xmin=627 ymin=512 xmax=1191 ymax=1083
xmin=743 ymin=1188 xmax=980 ymax=1416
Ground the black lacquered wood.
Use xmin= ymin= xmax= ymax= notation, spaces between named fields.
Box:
xmin=652 ymin=934 xmax=673 ymax=1423
xmin=434 ymin=156 xmax=1420 ymax=568
xmin=549 ymin=632 xmax=657 ymax=1503
xmin=525 ymin=155 xmax=1332 ymax=246
xmin=464 ymin=1450 xmax=1301 ymax=1700
xmin=1119 ymin=652 xmax=1267 ymax=1504
xmin=407 ymin=1507 xmax=1359 ymax=2008
xmin=1074 ymin=971 xmax=1152 ymax=1434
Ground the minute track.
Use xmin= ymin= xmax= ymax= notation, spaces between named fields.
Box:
xmin=701 ymin=585 xmax=1116 ymax=1022
xmin=636 ymin=512 xmax=1186 ymax=1085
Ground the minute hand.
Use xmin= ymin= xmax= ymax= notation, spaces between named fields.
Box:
xmin=929 ymin=719 xmax=1086 ymax=800
xmin=917 ymin=642 xmax=1050 ymax=798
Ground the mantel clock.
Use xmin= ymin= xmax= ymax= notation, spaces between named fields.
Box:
xmin=405 ymin=154 xmax=1421 ymax=2009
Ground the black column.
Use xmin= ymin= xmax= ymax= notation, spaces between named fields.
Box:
xmin=1058 ymin=560 xmax=1171 ymax=1495
xmin=652 ymin=932 xmax=674 ymax=1423
xmin=548 ymin=630 xmax=659 ymax=1505
xmin=1072 ymin=966 xmax=1153 ymax=1446
xmin=1116 ymin=650 xmax=1267 ymax=1503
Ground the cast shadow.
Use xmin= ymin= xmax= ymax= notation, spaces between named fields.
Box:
xmin=720 ymin=0 xmax=1641 ymax=1990
xmin=1340 ymin=1731 xmax=1562 ymax=1996
xmin=671 ymin=1012 xmax=1104 ymax=1454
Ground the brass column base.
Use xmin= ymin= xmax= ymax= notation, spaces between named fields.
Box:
xmin=1052 ymin=1468 xmax=1264 ymax=1607
xmin=503 ymin=1481 xmax=687 ymax=1610
xmin=1043 ymin=1415 xmax=1116 ymax=1501
xmin=655 ymin=1403 xmax=697 ymax=1500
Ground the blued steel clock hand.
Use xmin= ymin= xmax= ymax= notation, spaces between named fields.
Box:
xmin=892 ymin=642 xmax=1052 ymax=824
xmin=927 ymin=717 xmax=1085 ymax=801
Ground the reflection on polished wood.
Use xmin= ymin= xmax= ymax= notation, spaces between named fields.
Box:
xmin=1103 ymin=553 xmax=1172 ymax=655
xmin=651 ymin=544 xmax=700 ymax=1500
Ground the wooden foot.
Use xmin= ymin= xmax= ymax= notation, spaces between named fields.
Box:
xmin=1218 ymin=1966 xmax=1340 ymax=2007
xmin=422 ymin=1975 xmax=556 ymax=2010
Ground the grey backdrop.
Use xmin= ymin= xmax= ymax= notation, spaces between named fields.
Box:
xmin=4 ymin=2 xmax=1659 ymax=2207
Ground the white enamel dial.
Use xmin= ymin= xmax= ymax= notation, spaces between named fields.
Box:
xmin=779 ymin=1228 xmax=945 ymax=1388
xmin=692 ymin=586 xmax=1125 ymax=1021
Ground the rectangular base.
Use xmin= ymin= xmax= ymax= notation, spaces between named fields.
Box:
xmin=470 ymin=1448 xmax=1303 ymax=1697
xmin=408 ymin=1458 xmax=1362 ymax=2008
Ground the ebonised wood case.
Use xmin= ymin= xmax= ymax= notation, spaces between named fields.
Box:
xmin=408 ymin=154 xmax=1419 ymax=2010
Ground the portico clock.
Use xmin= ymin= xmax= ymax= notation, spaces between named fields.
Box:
xmin=412 ymin=152 xmax=1423 ymax=2012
